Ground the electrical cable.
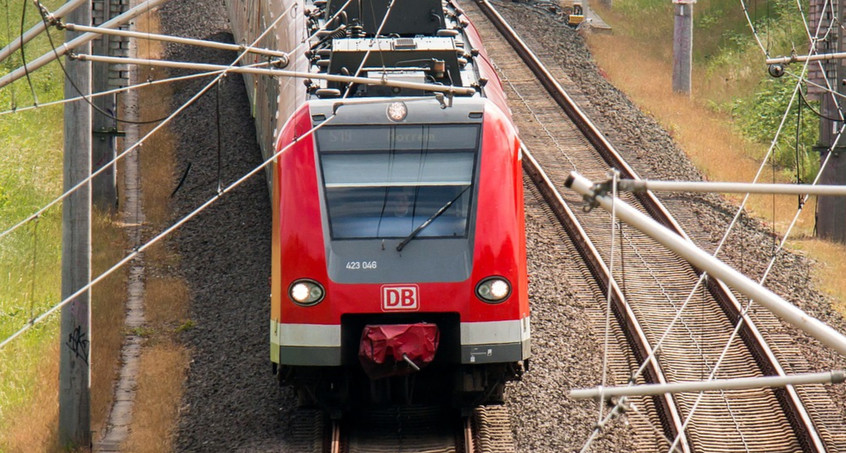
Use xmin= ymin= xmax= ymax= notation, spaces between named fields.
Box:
xmin=4 ymin=0 xmax=17 ymax=110
xmin=583 ymin=6 xmax=842 ymax=446
xmin=0 ymin=66 xmax=264 ymax=118
xmin=0 ymin=3 xmax=298 ymax=242
xmin=20 ymin=0 xmax=39 ymax=106
xmin=798 ymin=85 xmax=842 ymax=121
xmin=34 ymin=0 xmax=171 ymax=125
xmin=0 ymin=111 xmax=337 ymax=350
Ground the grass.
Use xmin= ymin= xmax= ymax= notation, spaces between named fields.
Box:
xmin=119 ymin=10 xmax=192 ymax=451
xmin=122 ymin=343 xmax=189 ymax=453
xmin=585 ymin=28 xmax=817 ymax=236
xmin=0 ymin=1 xmax=69 ymax=448
xmin=584 ymin=1 xmax=846 ymax=312
xmin=2 ymin=6 xmax=189 ymax=449
xmin=0 ymin=1 xmax=129 ymax=450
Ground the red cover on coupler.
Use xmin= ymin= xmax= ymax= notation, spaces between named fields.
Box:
xmin=358 ymin=323 xmax=440 ymax=379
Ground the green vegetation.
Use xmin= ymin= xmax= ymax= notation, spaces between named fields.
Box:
xmin=609 ymin=0 xmax=820 ymax=182
xmin=730 ymin=77 xmax=820 ymax=182
xmin=0 ymin=0 xmax=68 ymax=440
xmin=700 ymin=0 xmax=820 ymax=183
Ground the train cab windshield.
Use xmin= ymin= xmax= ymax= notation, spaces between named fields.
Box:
xmin=317 ymin=124 xmax=480 ymax=241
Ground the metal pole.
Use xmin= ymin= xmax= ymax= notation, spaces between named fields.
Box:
xmin=91 ymin=0 xmax=116 ymax=213
xmin=767 ymin=51 xmax=846 ymax=65
xmin=672 ymin=0 xmax=694 ymax=95
xmin=63 ymin=23 xmax=289 ymax=59
xmin=59 ymin=0 xmax=92 ymax=447
xmin=0 ymin=0 xmax=170 ymax=90
xmin=74 ymin=54 xmax=478 ymax=95
xmin=0 ymin=0 xmax=88 ymax=62
xmin=618 ymin=179 xmax=846 ymax=196
xmin=571 ymin=370 xmax=846 ymax=399
xmin=813 ymin=0 xmax=846 ymax=243
xmin=565 ymin=172 xmax=846 ymax=357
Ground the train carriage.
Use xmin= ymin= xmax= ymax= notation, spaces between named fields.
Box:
xmin=225 ymin=0 xmax=529 ymax=414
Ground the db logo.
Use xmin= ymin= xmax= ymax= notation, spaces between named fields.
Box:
xmin=381 ymin=285 xmax=419 ymax=311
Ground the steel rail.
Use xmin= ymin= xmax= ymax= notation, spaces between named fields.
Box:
xmin=471 ymin=0 xmax=826 ymax=451
xmin=331 ymin=420 xmax=342 ymax=453
xmin=464 ymin=417 xmax=475 ymax=453
xmin=522 ymin=147 xmax=692 ymax=453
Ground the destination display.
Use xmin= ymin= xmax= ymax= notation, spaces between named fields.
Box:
xmin=317 ymin=125 xmax=479 ymax=152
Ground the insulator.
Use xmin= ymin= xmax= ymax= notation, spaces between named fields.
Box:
xmin=316 ymin=25 xmax=345 ymax=39
xmin=349 ymin=24 xmax=365 ymax=38
xmin=768 ymin=64 xmax=785 ymax=78
xmin=316 ymin=88 xmax=341 ymax=98
xmin=330 ymin=27 xmax=347 ymax=39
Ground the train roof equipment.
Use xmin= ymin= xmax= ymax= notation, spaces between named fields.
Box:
xmin=305 ymin=0 xmax=484 ymax=99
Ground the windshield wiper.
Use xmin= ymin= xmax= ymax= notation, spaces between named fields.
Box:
xmin=396 ymin=186 xmax=471 ymax=252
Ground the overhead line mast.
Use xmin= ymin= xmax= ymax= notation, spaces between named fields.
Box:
xmin=59 ymin=0 xmax=92 ymax=447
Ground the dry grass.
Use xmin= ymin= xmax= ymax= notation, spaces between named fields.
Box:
xmin=585 ymin=29 xmax=816 ymax=237
xmin=119 ymin=9 xmax=193 ymax=452
xmin=788 ymin=239 xmax=846 ymax=315
xmin=91 ymin=214 xmax=130 ymax=438
xmin=145 ymin=276 xmax=189 ymax=325
xmin=122 ymin=342 xmax=189 ymax=453
xmin=0 ymin=340 xmax=59 ymax=452
xmin=0 ymin=216 xmax=128 ymax=453
xmin=583 ymin=12 xmax=846 ymax=318
xmin=135 ymin=10 xmax=175 ymax=229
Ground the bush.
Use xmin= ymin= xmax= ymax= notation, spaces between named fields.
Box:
xmin=730 ymin=77 xmax=820 ymax=183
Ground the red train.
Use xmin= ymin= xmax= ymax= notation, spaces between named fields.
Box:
xmin=226 ymin=0 xmax=529 ymax=414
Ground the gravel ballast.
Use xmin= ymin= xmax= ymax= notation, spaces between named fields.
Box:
xmin=152 ymin=0 xmax=846 ymax=451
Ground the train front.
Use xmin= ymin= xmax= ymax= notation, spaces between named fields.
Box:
xmin=270 ymin=96 xmax=528 ymax=412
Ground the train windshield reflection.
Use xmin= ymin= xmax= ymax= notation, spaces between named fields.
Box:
xmin=317 ymin=124 xmax=480 ymax=240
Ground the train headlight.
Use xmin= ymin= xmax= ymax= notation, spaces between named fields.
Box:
xmin=387 ymin=101 xmax=407 ymax=122
xmin=288 ymin=279 xmax=325 ymax=306
xmin=476 ymin=277 xmax=511 ymax=303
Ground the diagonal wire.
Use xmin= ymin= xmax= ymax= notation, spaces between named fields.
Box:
xmin=0 ymin=112 xmax=337 ymax=350
xmin=0 ymin=3 xmax=297 ymax=241
xmin=598 ymin=169 xmax=620 ymax=424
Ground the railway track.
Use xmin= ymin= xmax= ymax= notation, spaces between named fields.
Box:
xmin=464 ymin=0 xmax=846 ymax=451
xmin=288 ymin=405 xmax=514 ymax=453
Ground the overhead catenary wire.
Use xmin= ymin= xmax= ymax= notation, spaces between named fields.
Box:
xmin=0 ymin=0 xmax=453 ymax=350
xmin=0 ymin=0 xmax=87 ymax=63
xmin=665 ymin=131 xmax=845 ymax=453
xmin=0 ymin=2 xmax=299 ymax=242
xmin=0 ymin=67 xmax=246 ymax=118
xmin=0 ymin=111 xmax=339 ymax=350
xmin=34 ymin=0 xmax=174 ymax=125
xmin=60 ymin=23 xmax=290 ymax=60
xmin=579 ymin=6 xmax=841 ymax=446
xmin=72 ymin=54 xmax=476 ymax=96
xmin=661 ymin=11 xmax=846 ymax=449
xmin=598 ymin=169 xmax=619 ymax=425
xmin=0 ymin=0 xmax=172 ymax=90
xmin=656 ymin=17 xmax=845 ymax=453
xmin=0 ymin=0 xmax=373 ymax=244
